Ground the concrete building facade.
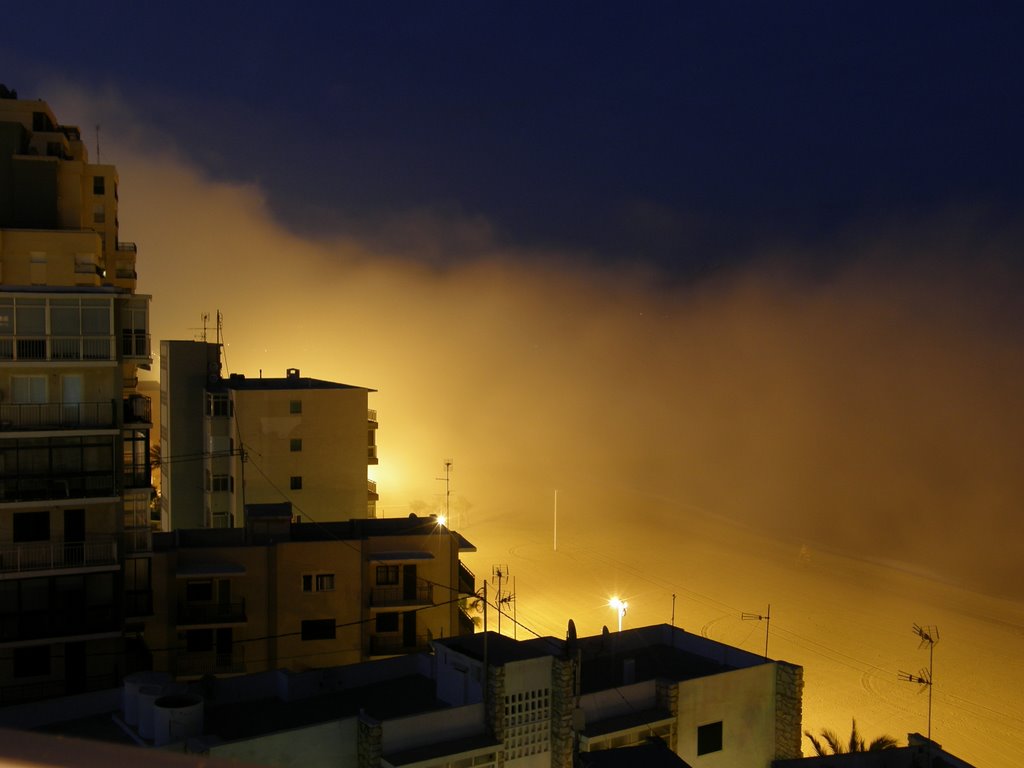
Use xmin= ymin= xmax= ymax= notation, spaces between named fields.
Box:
xmin=141 ymin=508 xmax=477 ymax=679
xmin=159 ymin=341 xmax=378 ymax=530
xmin=0 ymin=90 xmax=152 ymax=703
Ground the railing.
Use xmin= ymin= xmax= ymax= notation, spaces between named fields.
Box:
xmin=368 ymin=445 xmax=378 ymax=461
xmin=368 ymin=480 xmax=378 ymax=498
xmin=0 ymin=472 xmax=117 ymax=504
xmin=370 ymin=634 xmax=429 ymax=656
xmin=124 ymin=466 xmax=152 ymax=489
xmin=0 ymin=537 xmax=118 ymax=575
xmin=176 ymin=599 xmax=247 ymax=627
xmin=370 ymin=584 xmax=432 ymax=607
xmin=123 ymin=394 xmax=151 ymax=424
xmin=0 ymin=606 xmax=118 ymax=644
xmin=0 ymin=335 xmax=115 ymax=362
xmin=173 ymin=646 xmax=246 ymax=677
xmin=0 ymin=400 xmax=116 ymax=430
xmin=458 ymin=561 xmax=476 ymax=595
xmin=121 ymin=331 xmax=150 ymax=359
xmin=117 ymin=241 xmax=138 ymax=254
xmin=368 ymin=408 xmax=378 ymax=423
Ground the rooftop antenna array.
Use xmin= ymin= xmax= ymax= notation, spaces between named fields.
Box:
xmin=899 ymin=624 xmax=939 ymax=744
xmin=436 ymin=459 xmax=453 ymax=526
xmin=491 ymin=565 xmax=516 ymax=637
xmin=741 ymin=603 xmax=771 ymax=659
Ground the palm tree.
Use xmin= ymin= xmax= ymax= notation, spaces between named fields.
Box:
xmin=805 ymin=719 xmax=898 ymax=755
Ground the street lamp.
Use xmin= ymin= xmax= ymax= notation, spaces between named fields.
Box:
xmin=609 ymin=597 xmax=628 ymax=632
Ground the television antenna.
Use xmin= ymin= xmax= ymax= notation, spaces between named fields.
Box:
xmin=436 ymin=459 xmax=453 ymax=526
xmin=741 ymin=603 xmax=771 ymax=659
xmin=491 ymin=565 xmax=515 ymax=636
xmin=899 ymin=624 xmax=939 ymax=743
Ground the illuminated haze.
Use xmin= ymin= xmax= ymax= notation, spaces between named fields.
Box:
xmin=54 ymin=85 xmax=1024 ymax=600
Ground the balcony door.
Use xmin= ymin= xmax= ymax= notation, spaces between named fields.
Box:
xmin=64 ymin=509 xmax=85 ymax=566
xmin=402 ymin=564 xmax=417 ymax=601
xmin=61 ymin=374 xmax=83 ymax=425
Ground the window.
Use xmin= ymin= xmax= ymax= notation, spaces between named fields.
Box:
xmin=211 ymin=474 xmax=230 ymax=492
xmin=206 ymin=393 xmax=229 ymax=417
xmin=290 ymin=438 xmax=302 ymax=452
xmin=376 ymin=565 xmax=399 ymax=585
xmin=290 ymin=476 xmax=302 ymax=490
xmin=185 ymin=580 xmax=213 ymax=603
xmin=13 ymin=646 xmax=50 ymax=678
xmin=376 ymin=613 xmax=399 ymax=632
xmin=697 ymin=721 xmax=723 ymax=755
xmin=92 ymin=202 xmax=105 ymax=224
xmin=13 ymin=511 xmax=50 ymax=543
xmin=11 ymin=375 xmax=46 ymax=404
xmin=289 ymin=399 xmax=302 ymax=414
xmin=301 ymin=619 xmax=336 ymax=641
xmin=302 ymin=573 xmax=335 ymax=592
xmin=93 ymin=176 xmax=105 ymax=195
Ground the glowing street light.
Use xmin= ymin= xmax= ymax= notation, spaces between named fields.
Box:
xmin=609 ymin=597 xmax=628 ymax=632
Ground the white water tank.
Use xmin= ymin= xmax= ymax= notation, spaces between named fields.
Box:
xmin=123 ymin=672 xmax=171 ymax=726
xmin=153 ymin=694 xmax=204 ymax=747
xmin=137 ymin=685 xmax=164 ymax=739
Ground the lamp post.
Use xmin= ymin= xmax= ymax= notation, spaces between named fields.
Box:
xmin=609 ymin=597 xmax=628 ymax=632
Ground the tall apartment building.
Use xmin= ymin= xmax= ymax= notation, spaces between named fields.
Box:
xmin=0 ymin=89 xmax=152 ymax=702
xmin=160 ymin=340 xmax=378 ymax=530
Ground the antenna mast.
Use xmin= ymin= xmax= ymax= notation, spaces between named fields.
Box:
xmin=741 ymin=603 xmax=771 ymax=659
xmin=899 ymin=624 xmax=939 ymax=744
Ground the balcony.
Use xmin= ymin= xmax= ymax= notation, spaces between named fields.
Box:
xmin=0 ymin=605 xmax=118 ymax=644
xmin=0 ymin=537 xmax=118 ymax=576
xmin=173 ymin=646 xmax=246 ymax=677
xmin=121 ymin=331 xmax=150 ymax=360
xmin=0 ymin=468 xmax=117 ymax=504
xmin=123 ymin=394 xmax=151 ymax=424
xmin=123 ymin=527 xmax=152 ymax=555
xmin=368 ymin=480 xmax=379 ymax=501
xmin=369 ymin=634 xmax=429 ymax=656
xmin=368 ymin=408 xmax=378 ymax=425
xmin=0 ymin=335 xmax=115 ymax=362
xmin=370 ymin=583 xmax=432 ymax=608
xmin=176 ymin=599 xmax=247 ymax=627
xmin=368 ymin=445 xmax=378 ymax=464
xmin=0 ymin=400 xmax=116 ymax=431
xmin=458 ymin=561 xmax=475 ymax=596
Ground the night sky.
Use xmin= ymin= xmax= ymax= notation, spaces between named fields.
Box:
xmin=3 ymin=6 xmax=1024 ymax=599
xmin=4 ymin=4 xmax=1023 ymax=273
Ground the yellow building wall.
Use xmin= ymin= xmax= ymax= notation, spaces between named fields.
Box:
xmin=0 ymin=229 xmax=104 ymax=287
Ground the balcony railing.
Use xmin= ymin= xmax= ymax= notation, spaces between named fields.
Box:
xmin=458 ymin=561 xmax=476 ymax=596
xmin=0 ymin=335 xmax=115 ymax=362
xmin=121 ymin=331 xmax=150 ymax=360
xmin=0 ymin=471 xmax=117 ymax=504
xmin=368 ymin=480 xmax=378 ymax=500
xmin=176 ymin=599 xmax=247 ymax=627
xmin=173 ymin=646 xmax=246 ymax=677
xmin=0 ymin=537 xmax=118 ymax=575
xmin=123 ymin=394 xmax=151 ymax=424
xmin=370 ymin=634 xmax=429 ymax=656
xmin=124 ymin=527 xmax=152 ymax=555
xmin=0 ymin=606 xmax=118 ymax=644
xmin=368 ymin=408 xmax=378 ymax=423
xmin=0 ymin=400 xmax=116 ymax=430
xmin=370 ymin=584 xmax=432 ymax=607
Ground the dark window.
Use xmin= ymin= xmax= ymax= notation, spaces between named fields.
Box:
xmin=301 ymin=619 xmax=336 ymax=641
xmin=697 ymin=721 xmax=723 ymax=755
xmin=302 ymin=574 xmax=334 ymax=592
xmin=289 ymin=400 xmax=302 ymax=414
xmin=290 ymin=476 xmax=302 ymax=490
xmin=376 ymin=613 xmax=399 ymax=632
xmin=185 ymin=580 xmax=213 ymax=603
xmin=290 ymin=438 xmax=302 ymax=452
xmin=302 ymin=574 xmax=313 ymax=593
xmin=186 ymin=629 xmax=213 ymax=652
xmin=13 ymin=511 xmax=49 ymax=543
xmin=13 ymin=645 xmax=50 ymax=678
xmin=93 ymin=176 xmax=105 ymax=195
xmin=376 ymin=565 xmax=399 ymax=585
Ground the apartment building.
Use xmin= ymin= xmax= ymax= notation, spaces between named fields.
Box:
xmin=160 ymin=340 xmax=378 ymax=530
xmin=140 ymin=507 xmax=477 ymax=678
xmin=0 ymin=90 xmax=152 ymax=703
